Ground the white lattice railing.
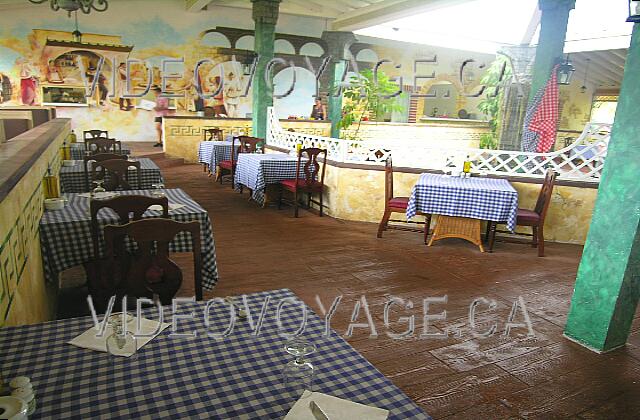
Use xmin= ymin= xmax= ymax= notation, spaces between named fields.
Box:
xmin=266 ymin=107 xmax=611 ymax=183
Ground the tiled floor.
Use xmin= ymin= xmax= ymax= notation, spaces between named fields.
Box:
xmin=89 ymin=144 xmax=640 ymax=418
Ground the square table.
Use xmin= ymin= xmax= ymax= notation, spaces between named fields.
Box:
xmin=59 ymin=157 xmax=164 ymax=193
xmin=70 ymin=143 xmax=131 ymax=160
xmin=197 ymin=136 xmax=234 ymax=167
xmin=234 ymin=153 xmax=303 ymax=206
xmin=0 ymin=289 xmax=429 ymax=419
xmin=39 ymin=188 xmax=219 ymax=290
xmin=407 ymin=173 xmax=518 ymax=251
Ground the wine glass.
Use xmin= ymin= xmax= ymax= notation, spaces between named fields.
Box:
xmin=151 ymin=183 xmax=165 ymax=198
xmin=106 ymin=312 xmax=137 ymax=358
xmin=91 ymin=179 xmax=106 ymax=198
xmin=282 ymin=338 xmax=316 ymax=399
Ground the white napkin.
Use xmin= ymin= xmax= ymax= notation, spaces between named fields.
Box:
xmin=284 ymin=391 xmax=389 ymax=420
xmin=148 ymin=203 xmax=185 ymax=212
xmin=68 ymin=317 xmax=170 ymax=357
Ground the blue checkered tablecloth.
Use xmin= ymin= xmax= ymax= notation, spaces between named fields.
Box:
xmin=0 ymin=289 xmax=429 ymax=419
xmin=39 ymin=188 xmax=219 ymax=290
xmin=407 ymin=173 xmax=519 ymax=231
xmin=198 ymin=136 xmax=234 ymax=166
xmin=234 ymin=153 xmax=303 ymax=205
xmin=70 ymin=143 xmax=131 ymax=160
xmin=59 ymin=158 xmax=164 ymax=193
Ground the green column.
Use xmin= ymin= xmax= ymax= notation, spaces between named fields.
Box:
xmin=322 ymin=31 xmax=356 ymax=139
xmin=251 ymin=0 xmax=281 ymax=139
xmin=529 ymin=0 xmax=575 ymax=102
xmin=564 ymin=23 xmax=640 ymax=352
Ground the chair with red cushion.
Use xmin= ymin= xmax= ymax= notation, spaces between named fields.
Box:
xmin=377 ymin=156 xmax=431 ymax=242
xmin=486 ymin=169 xmax=556 ymax=256
xmin=218 ymin=136 xmax=240 ymax=187
xmin=236 ymin=136 xmax=264 ymax=194
xmin=278 ymin=147 xmax=327 ymax=217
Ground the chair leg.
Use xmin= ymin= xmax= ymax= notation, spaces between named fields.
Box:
xmin=532 ymin=226 xmax=538 ymax=247
xmin=377 ymin=209 xmax=392 ymax=238
xmin=239 ymin=184 xmax=243 ymax=194
xmin=294 ymin=190 xmax=299 ymax=218
xmin=488 ymin=222 xmax=497 ymax=253
xmin=278 ymin=186 xmax=283 ymax=209
xmin=537 ymin=226 xmax=545 ymax=257
xmin=424 ymin=214 xmax=432 ymax=244
xmin=307 ymin=193 xmax=311 ymax=209
xmin=319 ymin=191 xmax=323 ymax=217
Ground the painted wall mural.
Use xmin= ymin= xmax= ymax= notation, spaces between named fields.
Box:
xmin=0 ymin=0 xmax=498 ymax=141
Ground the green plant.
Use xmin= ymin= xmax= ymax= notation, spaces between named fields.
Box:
xmin=477 ymin=56 xmax=512 ymax=149
xmin=338 ymin=69 xmax=404 ymax=140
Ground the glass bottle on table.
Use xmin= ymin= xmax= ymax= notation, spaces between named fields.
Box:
xmin=463 ymin=155 xmax=472 ymax=177
xmin=282 ymin=338 xmax=316 ymax=399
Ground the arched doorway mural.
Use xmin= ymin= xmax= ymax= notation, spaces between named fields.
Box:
xmin=273 ymin=66 xmax=316 ymax=119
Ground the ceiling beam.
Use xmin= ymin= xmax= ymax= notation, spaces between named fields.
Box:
xmin=331 ymin=0 xmax=476 ymax=32
xmin=520 ymin=5 xmax=541 ymax=45
xmin=572 ymin=56 xmax=621 ymax=87
xmin=186 ymin=0 xmax=214 ymax=12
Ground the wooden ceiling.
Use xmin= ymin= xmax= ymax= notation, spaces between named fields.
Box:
xmin=571 ymin=49 xmax=627 ymax=89
xmin=186 ymin=0 xmax=469 ymax=31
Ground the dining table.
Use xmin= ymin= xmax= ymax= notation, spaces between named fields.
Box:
xmin=39 ymin=188 xmax=219 ymax=290
xmin=0 ymin=288 xmax=430 ymax=419
xmin=234 ymin=152 xmax=304 ymax=206
xmin=197 ymin=136 xmax=234 ymax=170
xmin=407 ymin=173 xmax=518 ymax=252
xmin=70 ymin=143 xmax=131 ymax=160
xmin=59 ymin=157 xmax=164 ymax=193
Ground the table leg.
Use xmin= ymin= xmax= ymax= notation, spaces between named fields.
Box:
xmin=428 ymin=215 xmax=485 ymax=252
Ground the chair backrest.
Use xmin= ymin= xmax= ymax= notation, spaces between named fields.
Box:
xmin=103 ymin=218 xmax=202 ymax=304
xmin=90 ymin=194 xmax=169 ymax=261
xmin=237 ymin=136 xmax=264 ymax=154
xmin=534 ymin=169 xmax=557 ymax=221
xmin=295 ymin=147 xmax=327 ymax=188
xmin=384 ymin=156 xmax=394 ymax=203
xmin=84 ymin=130 xmax=108 ymax=141
xmin=84 ymin=153 xmax=128 ymax=191
xmin=91 ymin=158 xmax=141 ymax=191
xmin=203 ymin=128 xmax=223 ymax=141
xmin=86 ymin=137 xmax=121 ymax=155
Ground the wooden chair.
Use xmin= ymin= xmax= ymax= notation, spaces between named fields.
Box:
xmin=86 ymin=137 xmax=122 ymax=155
xmin=203 ymin=128 xmax=223 ymax=141
xmin=236 ymin=136 xmax=265 ymax=194
xmin=91 ymin=158 xmax=141 ymax=191
xmin=83 ymin=153 xmax=127 ymax=191
xmin=83 ymin=130 xmax=108 ymax=141
xmin=486 ymin=169 xmax=557 ymax=256
xmin=218 ymin=136 xmax=240 ymax=187
xmin=377 ymin=156 xmax=431 ymax=243
xmin=102 ymin=218 xmax=203 ymax=305
xmin=85 ymin=195 xmax=170 ymax=311
xmin=278 ymin=147 xmax=327 ymax=217
xmin=202 ymin=128 xmax=224 ymax=173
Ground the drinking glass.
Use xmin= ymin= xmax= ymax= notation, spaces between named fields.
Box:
xmin=282 ymin=338 xmax=316 ymax=398
xmin=106 ymin=312 xmax=137 ymax=358
xmin=151 ymin=183 xmax=165 ymax=198
xmin=91 ymin=179 xmax=106 ymax=198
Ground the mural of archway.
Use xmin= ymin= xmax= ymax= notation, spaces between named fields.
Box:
xmin=273 ymin=66 xmax=316 ymax=119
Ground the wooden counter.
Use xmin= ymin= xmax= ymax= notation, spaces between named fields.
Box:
xmin=0 ymin=118 xmax=70 ymax=326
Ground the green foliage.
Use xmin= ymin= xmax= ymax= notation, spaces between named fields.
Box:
xmin=477 ymin=56 xmax=512 ymax=149
xmin=338 ymin=69 xmax=404 ymax=140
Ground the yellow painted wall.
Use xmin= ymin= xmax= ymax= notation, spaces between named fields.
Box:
xmin=319 ymin=165 xmax=596 ymax=245
xmin=0 ymin=120 xmax=70 ymax=327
